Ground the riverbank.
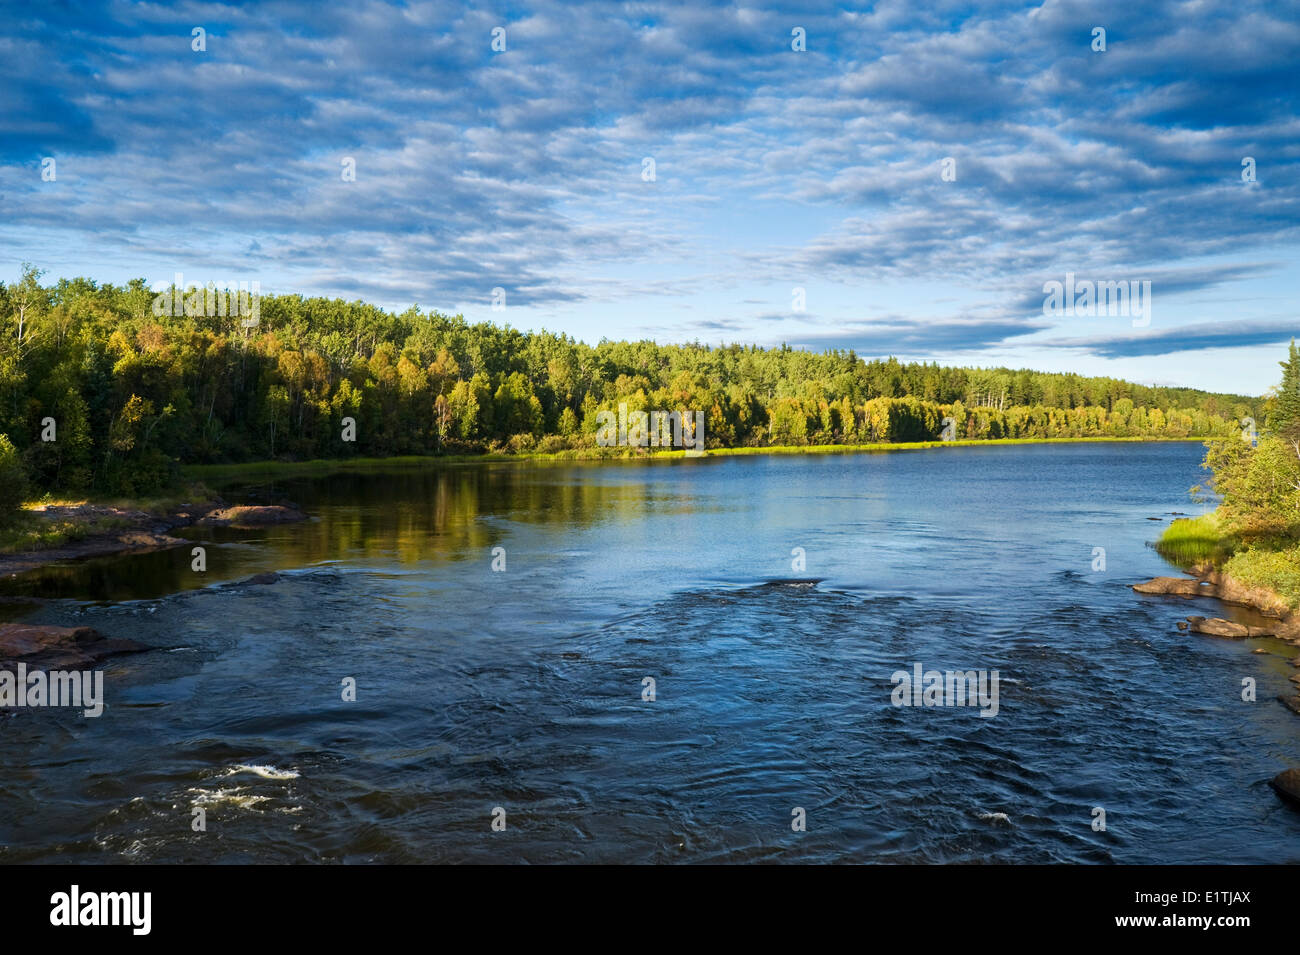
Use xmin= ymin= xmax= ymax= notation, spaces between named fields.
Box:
xmin=1145 ymin=509 xmax=1300 ymax=719
xmin=1155 ymin=510 xmax=1300 ymax=612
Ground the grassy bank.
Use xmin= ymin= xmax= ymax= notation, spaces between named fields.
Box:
xmin=0 ymin=485 xmax=214 ymax=555
xmin=1157 ymin=511 xmax=1300 ymax=609
xmin=185 ymin=435 xmax=1207 ymax=484
xmin=0 ymin=511 xmax=129 ymax=555
xmin=704 ymin=436 xmax=1203 ymax=456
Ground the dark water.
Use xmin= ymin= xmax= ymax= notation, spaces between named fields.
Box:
xmin=2 ymin=443 xmax=1298 ymax=863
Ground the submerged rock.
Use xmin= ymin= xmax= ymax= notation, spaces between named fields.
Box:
xmin=0 ymin=623 xmax=150 ymax=669
xmin=1180 ymin=616 xmax=1275 ymax=639
xmin=197 ymin=505 xmax=307 ymax=528
xmin=1185 ymin=616 xmax=1249 ymax=638
xmin=1270 ymin=769 xmax=1300 ymax=807
xmin=1134 ymin=576 xmax=1210 ymax=596
xmin=1279 ymin=696 xmax=1300 ymax=717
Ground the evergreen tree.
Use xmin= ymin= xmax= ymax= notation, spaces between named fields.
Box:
xmin=1275 ymin=339 xmax=1300 ymax=433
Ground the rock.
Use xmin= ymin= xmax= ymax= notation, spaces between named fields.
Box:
xmin=1176 ymin=620 xmax=1189 ymax=631
xmin=197 ymin=505 xmax=307 ymax=528
xmin=0 ymin=623 xmax=150 ymax=667
xmin=1134 ymin=577 xmax=1210 ymax=596
xmin=246 ymin=572 xmax=280 ymax=585
xmin=1279 ymin=696 xmax=1300 ymax=716
xmin=0 ymin=623 xmax=99 ymax=658
xmin=1252 ymin=647 xmax=1269 ymax=653
xmin=1185 ymin=616 xmax=1250 ymax=639
xmin=1270 ymin=769 xmax=1300 ymax=807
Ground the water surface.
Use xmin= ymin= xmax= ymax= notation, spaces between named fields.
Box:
xmin=2 ymin=443 xmax=1298 ymax=863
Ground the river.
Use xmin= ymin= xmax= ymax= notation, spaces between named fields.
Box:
xmin=2 ymin=442 xmax=1298 ymax=862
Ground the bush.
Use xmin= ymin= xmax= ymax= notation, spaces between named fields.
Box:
xmin=0 ymin=435 xmax=30 ymax=525
xmin=1224 ymin=545 xmax=1300 ymax=610
xmin=535 ymin=434 xmax=571 ymax=454
xmin=505 ymin=432 xmax=538 ymax=454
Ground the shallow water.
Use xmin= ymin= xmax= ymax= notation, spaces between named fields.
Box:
xmin=2 ymin=442 xmax=1298 ymax=863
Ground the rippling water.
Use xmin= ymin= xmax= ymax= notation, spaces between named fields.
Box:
xmin=2 ymin=442 xmax=1298 ymax=863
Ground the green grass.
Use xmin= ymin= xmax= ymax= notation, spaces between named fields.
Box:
xmin=0 ymin=513 xmax=135 ymax=554
xmin=0 ymin=481 xmax=216 ymax=555
xmin=27 ymin=482 xmax=216 ymax=515
xmin=1156 ymin=509 xmax=1300 ymax=608
xmin=706 ymin=436 xmax=1203 ymax=456
xmin=1154 ymin=513 xmax=1236 ymax=567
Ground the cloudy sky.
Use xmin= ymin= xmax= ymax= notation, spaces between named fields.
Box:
xmin=2 ymin=0 xmax=1297 ymax=394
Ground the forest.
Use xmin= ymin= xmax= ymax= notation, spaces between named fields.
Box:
xmin=0 ymin=266 xmax=1263 ymax=503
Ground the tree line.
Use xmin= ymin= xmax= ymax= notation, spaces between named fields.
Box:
xmin=0 ymin=265 xmax=1263 ymax=504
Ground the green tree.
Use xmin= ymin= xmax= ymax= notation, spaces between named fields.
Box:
xmin=1274 ymin=339 xmax=1300 ymax=434
xmin=0 ymin=434 xmax=29 ymax=525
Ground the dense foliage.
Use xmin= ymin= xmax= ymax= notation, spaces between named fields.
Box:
xmin=1200 ymin=341 xmax=1300 ymax=540
xmin=0 ymin=266 xmax=1260 ymax=507
xmin=1160 ymin=342 xmax=1300 ymax=605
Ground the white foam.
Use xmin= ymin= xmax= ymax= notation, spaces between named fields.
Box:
xmin=187 ymin=787 xmax=270 ymax=809
xmin=227 ymin=763 xmax=300 ymax=780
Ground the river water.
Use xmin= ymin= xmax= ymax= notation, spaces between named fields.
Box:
xmin=2 ymin=442 xmax=1298 ymax=863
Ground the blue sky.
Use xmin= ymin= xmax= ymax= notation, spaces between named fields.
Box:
xmin=2 ymin=0 xmax=1297 ymax=395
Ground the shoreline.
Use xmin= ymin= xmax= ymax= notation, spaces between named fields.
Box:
xmin=1138 ymin=517 xmax=1300 ymax=717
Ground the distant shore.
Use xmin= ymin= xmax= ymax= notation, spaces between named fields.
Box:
xmin=183 ymin=435 xmax=1209 ymax=483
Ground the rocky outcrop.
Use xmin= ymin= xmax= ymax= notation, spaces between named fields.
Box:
xmin=1133 ymin=576 xmax=1210 ymax=596
xmin=1134 ymin=572 xmax=1300 ymax=646
xmin=0 ymin=623 xmax=150 ymax=669
xmin=1133 ymin=572 xmax=1292 ymax=617
xmin=0 ymin=497 xmax=312 ymax=581
xmin=1270 ymin=768 xmax=1300 ymax=807
xmin=1183 ymin=616 xmax=1276 ymax=639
